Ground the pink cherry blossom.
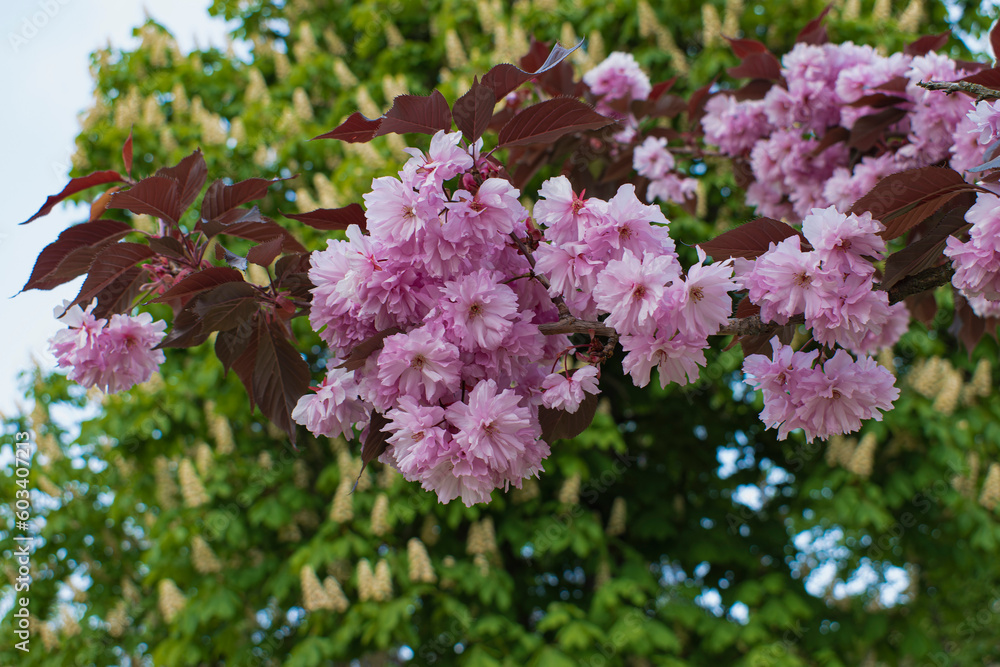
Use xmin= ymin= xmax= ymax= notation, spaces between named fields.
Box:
xmin=583 ymin=51 xmax=652 ymax=101
xmin=291 ymin=367 xmax=367 ymax=440
xmin=541 ymin=365 xmax=600 ymax=413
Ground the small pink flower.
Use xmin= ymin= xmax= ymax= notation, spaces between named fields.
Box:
xmin=583 ymin=52 xmax=652 ymax=101
xmin=541 ymin=366 xmax=600 ymax=413
xmin=291 ymin=367 xmax=368 ymax=440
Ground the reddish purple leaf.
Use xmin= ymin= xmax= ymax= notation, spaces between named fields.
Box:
xmin=882 ymin=207 xmax=970 ymax=289
xmin=313 ymin=112 xmax=384 ymax=143
xmin=848 ymin=167 xmax=981 ymax=239
xmin=957 ymin=67 xmax=1000 ymax=91
xmin=91 ymin=265 xmax=147 ymax=319
xmin=283 ymin=204 xmax=367 ymax=231
xmin=251 ymin=319 xmax=310 ymax=442
xmin=734 ymin=295 xmax=761 ymax=319
xmin=699 ymin=218 xmax=805 ymax=261
xmin=906 ymin=292 xmax=938 ymax=327
xmin=539 ymin=393 xmax=598 ymax=442
xmin=848 ymin=107 xmax=907 ymax=151
xmin=453 ymin=79 xmax=496 ymax=143
xmin=193 ymin=282 xmax=260 ymax=332
xmin=498 ymin=98 xmax=615 ymax=147
xmin=107 ymin=176 xmax=182 ymax=224
xmin=796 ymin=4 xmax=832 ymax=45
xmin=21 ymin=170 xmax=125 ymax=225
xmin=155 ymin=150 xmax=208 ymax=214
xmin=688 ymin=80 xmax=716 ymax=126
xmin=22 ymin=219 xmax=132 ymax=292
xmin=849 ymin=92 xmax=908 ymax=108
xmin=732 ymin=79 xmax=775 ymax=102
xmin=337 ymin=328 xmax=402 ymax=372
xmin=203 ymin=206 xmax=306 ymax=254
xmin=905 ymin=31 xmax=950 ymax=57
xmin=69 ymin=242 xmax=156 ymax=312
xmin=357 ymin=410 xmax=391 ymax=483
xmin=950 ymin=294 xmax=997 ymax=356
xmin=647 ymin=77 xmax=678 ymax=101
xmin=725 ymin=36 xmax=769 ymax=58
xmin=122 ymin=129 xmax=133 ymax=178
xmin=201 ymin=176 xmax=289 ymax=223
xmin=376 ymin=90 xmax=453 ymax=137
xmin=152 ymin=267 xmax=245 ymax=303
xmin=246 ymin=236 xmax=284 ymax=267
xmin=482 ymin=39 xmax=584 ymax=101
xmin=727 ymin=53 xmax=782 ymax=81
xmin=811 ymin=126 xmax=850 ymax=157
xmin=147 ymin=236 xmax=187 ymax=260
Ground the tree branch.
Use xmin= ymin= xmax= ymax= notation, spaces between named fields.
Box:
xmin=917 ymin=80 xmax=1000 ymax=101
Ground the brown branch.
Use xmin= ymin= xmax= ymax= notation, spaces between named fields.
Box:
xmin=917 ymin=80 xmax=1000 ymax=101
xmin=887 ymin=263 xmax=954 ymax=305
xmin=538 ymin=318 xmax=617 ymax=337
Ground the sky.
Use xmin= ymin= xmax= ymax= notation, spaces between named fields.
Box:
xmin=0 ymin=0 xmax=236 ymax=416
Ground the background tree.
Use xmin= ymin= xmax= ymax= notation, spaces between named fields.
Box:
xmin=3 ymin=1 xmax=1000 ymax=665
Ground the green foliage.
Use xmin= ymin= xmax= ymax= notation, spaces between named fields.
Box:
xmin=4 ymin=1 xmax=1000 ymax=665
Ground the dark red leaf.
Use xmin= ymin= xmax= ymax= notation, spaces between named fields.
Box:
xmin=155 ymin=150 xmax=208 ymax=214
xmin=274 ymin=252 xmax=314 ymax=299
xmin=313 ymin=112 xmax=383 ymax=143
xmin=357 ymin=410 xmax=391 ymax=486
xmin=201 ymin=177 xmax=290 ymax=223
xmin=193 ymin=282 xmax=260 ymax=332
xmin=203 ymin=206 xmax=306 ymax=254
xmin=796 ymin=3 xmax=832 ymax=45
xmin=727 ymin=53 xmax=782 ymax=81
xmin=905 ymin=31 xmax=950 ymax=57
xmin=732 ymin=79 xmax=775 ymax=102
xmin=873 ymin=76 xmax=909 ymax=94
xmin=647 ymin=77 xmax=678 ymax=101
xmin=957 ymin=67 xmax=1000 ymax=91
xmin=376 ymin=90 xmax=453 ymax=137
xmin=453 ymin=79 xmax=496 ymax=143
xmin=734 ymin=295 xmax=761 ymax=319
xmin=21 ymin=170 xmax=125 ymax=225
xmin=687 ymin=80 xmax=716 ymax=126
xmin=337 ymin=328 xmax=402 ymax=372
xmin=283 ymin=204 xmax=367 ymax=231
xmin=122 ymin=129 xmax=133 ymax=177
xmin=849 ymin=93 xmax=908 ymax=108
xmin=147 ymin=236 xmax=187 ymax=260
xmin=811 ymin=126 xmax=850 ymax=156
xmin=906 ymin=292 xmax=938 ymax=326
xmin=152 ymin=267 xmax=245 ymax=303
xmin=739 ymin=324 xmax=796 ymax=357
xmin=246 ymin=236 xmax=284 ymax=267
xmin=969 ymin=153 xmax=1000 ymax=173
xmin=538 ymin=393 xmax=598 ymax=442
xmin=482 ymin=39 xmax=584 ymax=101
xmin=848 ymin=107 xmax=907 ymax=151
xmin=91 ymin=265 xmax=148 ymax=319
xmin=882 ymin=206 xmax=970 ymax=289
xmin=252 ymin=320 xmax=311 ymax=441
xmin=498 ymin=98 xmax=615 ymax=147
xmin=69 ymin=242 xmax=155 ymax=312
xmin=22 ymin=220 xmax=132 ymax=292
xmin=699 ymin=218 xmax=805 ymax=261
xmin=849 ymin=167 xmax=981 ymax=239
xmin=107 ymin=176 xmax=182 ymax=224
xmin=726 ymin=36 xmax=769 ymax=58
xmin=950 ymin=294 xmax=996 ymax=356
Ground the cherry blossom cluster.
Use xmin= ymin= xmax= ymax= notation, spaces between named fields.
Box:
xmin=633 ymin=136 xmax=698 ymax=205
xmin=743 ymin=338 xmax=899 ymax=442
xmin=295 ymin=131 xmax=582 ymax=506
xmin=742 ymin=206 xmax=909 ymax=355
xmin=737 ymin=206 xmax=906 ymax=440
xmin=702 ymin=43 xmax=978 ymax=221
xmin=49 ymin=301 xmax=166 ymax=393
xmin=945 ymin=190 xmax=1000 ymax=318
xmin=293 ymin=123 xmax=748 ymax=504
